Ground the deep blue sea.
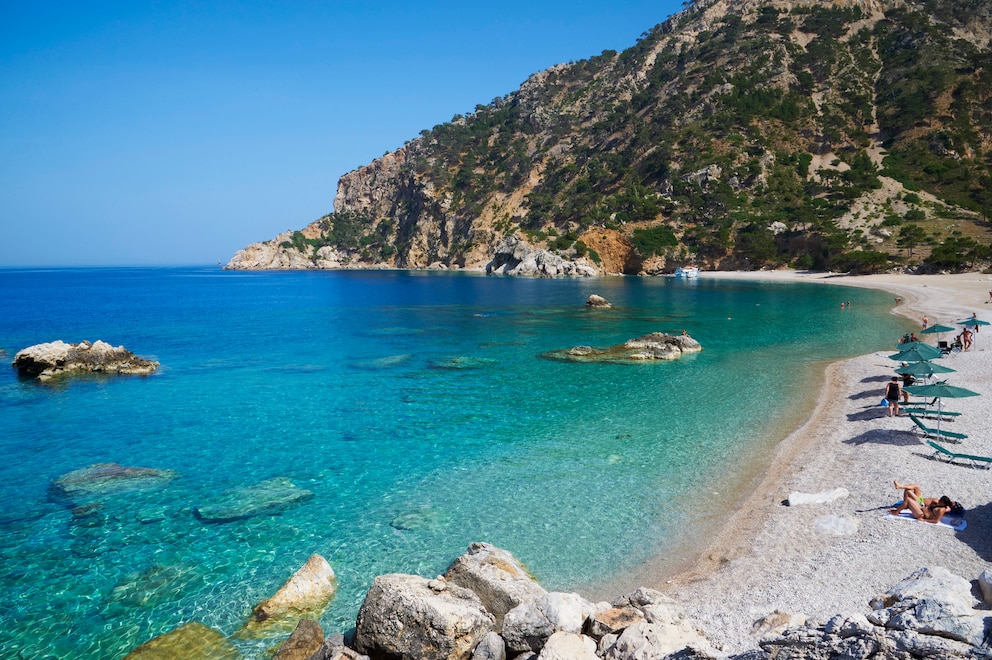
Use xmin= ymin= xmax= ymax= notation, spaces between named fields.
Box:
xmin=0 ymin=267 xmax=908 ymax=658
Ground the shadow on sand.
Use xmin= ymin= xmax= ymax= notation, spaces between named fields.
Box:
xmin=844 ymin=429 xmax=921 ymax=447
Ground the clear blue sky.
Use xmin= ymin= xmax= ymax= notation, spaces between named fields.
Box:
xmin=1 ymin=1 xmax=685 ymax=266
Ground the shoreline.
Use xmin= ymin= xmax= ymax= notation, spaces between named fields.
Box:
xmin=650 ymin=270 xmax=992 ymax=653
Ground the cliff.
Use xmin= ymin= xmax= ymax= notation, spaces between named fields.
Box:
xmin=227 ymin=0 xmax=992 ymax=275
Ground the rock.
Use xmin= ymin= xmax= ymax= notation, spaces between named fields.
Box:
xmin=193 ymin=477 xmax=314 ymax=523
xmin=486 ymin=236 xmax=598 ymax=278
xmin=501 ymin=592 xmax=596 ymax=654
xmin=786 ymin=488 xmax=849 ymax=506
xmin=603 ymin=620 xmax=715 ymax=660
xmin=302 ymin=634 xmax=370 ymax=660
xmin=978 ymin=568 xmax=992 ymax=606
xmin=470 ymin=631 xmax=506 ymax=660
xmin=105 ymin=562 xmax=203 ymax=609
xmin=443 ymin=542 xmax=548 ymax=628
xmin=49 ymin=463 xmax=179 ymax=506
xmin=13 ymin=340 xmax=159 ymax=381
xmin=585 ymin=607 xmax=645 ymax=639
xmin=273 ymin=618 xmax=324 ymax=660
xmin=585 ymin=295 xmax=612 ymax=308
xmin=241 ymin=554 xmax=337 ymax=637
xmin=124 ymin=621 xmax=241 ymax=659
xmin=354 ymin=574 xmax=495 ymax=660
xmin=545 ymin=332 xmax=702 ymax=364
xmin=752 ymin=610 xmax=807 ymax=639
xmin=537 ymin=631 xmax=598 ymax=659
xmin=868 ymin=567 xmax=975 ymax=615
xmin=812 ymin=515 xmax=858 ymax=536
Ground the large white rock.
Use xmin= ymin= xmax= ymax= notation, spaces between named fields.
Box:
xmin=537 ymin=631 xmax=598 ymax=660
xmin=501 ymin=592 xmax=596 ymax=654
xmin=241 ymin=554 xmax=336 ymax=637
xmin=13 ymin=340 xmax=159 ymax=380
xmin=443 ymin=542 xmax=548 ymax=628
xmin=354 ymin=574 xmax=495 ymax=660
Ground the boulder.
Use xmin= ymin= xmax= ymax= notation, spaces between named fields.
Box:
xmin=978 ymin=568 xmax=992 ymax=606
xmin=537 ymin=631 xmax=598 ymax=660
xmin=193 ymin=477 xmax=314 ymax=523
xmin=13 ymin=340 xmax=159 ymax=380
xmin=124 ymin=621 xmax=240 ymax=659
xmin=604 ymin=589 xmax=715 ymax=658
xmin=49 ymin=463 xmax=179 ymax=506
xmin=241 ymin=554 xmax=337 ymax=637
xmin=501 ymin=592 xmax=596 ymax=654
xmin=585 ymin=607 xmax=645 ymax=639
xmin=273 ymin=618 xmax=324 ymax=660
xmin=470 ymin=632 xmax=506 ymax=660
xmin=301 ymin=634 xmax=370 ymax=660
xmin=354 ymin=574 xmax=495 ymax=660
xmin=443 ymin=542 xmax=548 ymax=628
xmin=486 ymin=236 xmax=598 ymax=278
xmin=585 ymin=295 xmax=612 ymax=308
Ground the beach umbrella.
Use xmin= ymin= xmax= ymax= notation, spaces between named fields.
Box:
xmin=903 ymin=383 xmax=980 ymax=436
xmin=957 ymin=319 xmax=990 ymax=330
xmin=919 ymin=324 xmax=956 ymax=337
xmin=895 ymin=361 xmax=956 ymax=378
xmin=889 ymin=346 xmax=942 ymax=362
xmin=895 ymin=341 xmax=937 ymax=352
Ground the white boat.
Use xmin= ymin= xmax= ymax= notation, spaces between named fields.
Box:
xmin=674 ymin=266 xmax=700 ymax=278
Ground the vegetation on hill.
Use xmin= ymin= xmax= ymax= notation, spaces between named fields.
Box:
xmin=249 ymin=0 xmax=992 ymax=274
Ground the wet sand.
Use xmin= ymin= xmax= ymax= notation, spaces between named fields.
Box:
xmin=659 ymin=271 xmax=992 ymax=653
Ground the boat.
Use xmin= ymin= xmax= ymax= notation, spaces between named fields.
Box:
xmin=674 ymin=266 xmax=700 ymax=278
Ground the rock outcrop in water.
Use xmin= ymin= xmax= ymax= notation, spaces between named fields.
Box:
xmin=240 ymin=554 xmax=338 ymax=639
xmin=49 ymin=463 xmax=179 ymax=507
xmin=13 ymin=340 xmax=159 ymax=381
xmin=546 ymin=332 xmax=702 ymax=363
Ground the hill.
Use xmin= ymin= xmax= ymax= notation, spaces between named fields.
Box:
xmin=227 ymin=0 xmax=992 ymax=275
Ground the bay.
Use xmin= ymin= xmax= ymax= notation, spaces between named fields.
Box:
xmin=0 ymin=267 xmax=906 ymax=658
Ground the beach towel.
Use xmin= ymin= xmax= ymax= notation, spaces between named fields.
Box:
xmin=884 ymin=510 xmax=966 ymax=531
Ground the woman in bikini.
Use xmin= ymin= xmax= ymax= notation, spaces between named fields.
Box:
xmin=890 ymin=481 xmax=962 ymax=524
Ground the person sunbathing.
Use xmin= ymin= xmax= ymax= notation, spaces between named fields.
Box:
xmin=890 ymin=480 xmax=962 ymax=523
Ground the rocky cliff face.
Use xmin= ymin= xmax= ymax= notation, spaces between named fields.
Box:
xmin=227 ymin=0 xmax=992 ymax=275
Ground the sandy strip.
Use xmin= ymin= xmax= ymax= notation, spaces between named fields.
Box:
xmin=658 ymin=271 xmax=992 ymax=654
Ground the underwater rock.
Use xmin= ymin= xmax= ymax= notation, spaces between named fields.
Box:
xmin=192 ymin=477 xmax=314 ymax=523
xmin=273 ymin=618 xmax=325 ymax=660
xmin=545 ymin=332 xmax=702 ymax=364
xmin=390 ymin=505 xmax=450 ymax=531
xmin=430 ymin=356 xmax=497 ymax=370
xmin=49 ymin=463 xmax=179 ymax=506
xmin=105 ymin=562 xmax=203 ymax=609
xmin=124 ymin=621 xmax=241 ymax=659
xmin=13 ymin=340 xmax=159 ymax=381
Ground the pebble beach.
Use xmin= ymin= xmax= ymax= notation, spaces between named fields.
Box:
xmin=658 ymin=271 xmax=992 ymax=654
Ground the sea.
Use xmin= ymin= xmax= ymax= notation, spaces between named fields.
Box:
xmin=0 ymin=267 xmax=909 ymax=658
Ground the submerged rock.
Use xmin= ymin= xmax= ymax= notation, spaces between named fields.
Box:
xmin=192 ymin=477 xmax=314 ymax=523
xmin=545 ymin=332 xmax=702 ymax=364
xmin=124 ymin=621 xmax=241 ymax=659
xmin=390 ymin=505 xmax=450 ymax=531
xmin=49 ymin=463 xmax=179 ymax=506
xmin=430 ymin=356 xmax=497 ymax=370
xmin=13 ymin=340 xmax=159 ymax=381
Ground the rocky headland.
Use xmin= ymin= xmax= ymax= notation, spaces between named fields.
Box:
xmin=545 ymin=332 xmax=702 ymax=363
xmin=127 ymin=542 xmax=992 ymax=660
xmin=12 ymin=340 xmax=159 ymax=381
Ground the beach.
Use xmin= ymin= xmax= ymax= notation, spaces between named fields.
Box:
xmin=659 ymin=271 xmax=992 ymax=654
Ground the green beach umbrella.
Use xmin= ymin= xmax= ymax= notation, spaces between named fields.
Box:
xmin=895 ymin=362 xmax=956 ymax=377
xmin=903 ymin=383 xmax=979 ymax=435
xmin=904 ymin=383 xmax=980 ymax=399
xmin=919 ymin=324 xmax=956 ymax=335
xmin=957 ymin=319 xmax=990 ymax=328
xmin=895 ymin=341 xmax=937 ymax=352
xmin=889 ymin=346 xmax=942 ymax=362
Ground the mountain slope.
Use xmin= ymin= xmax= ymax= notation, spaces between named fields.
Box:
xmin=227 ymin=0 xmax=992 ymax=275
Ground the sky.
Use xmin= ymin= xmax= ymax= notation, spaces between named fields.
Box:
xmin=1 ymin=1 xmax=686 ymax=267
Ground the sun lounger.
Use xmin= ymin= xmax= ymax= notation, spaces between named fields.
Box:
xmin=927 ymin=441 xmax=992 ymax=469
xmin=901 ymin=408 xmax=961 ymax=420
xmin=908 ymin=413 xmax=968 ymax=441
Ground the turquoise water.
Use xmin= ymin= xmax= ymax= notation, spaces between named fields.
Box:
xmin=0 ymin=268 xmax=907 ymax=658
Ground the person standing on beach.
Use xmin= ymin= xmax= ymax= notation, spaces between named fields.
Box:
xmin=885 ymin=377 xmax=901 ymax=417
xmin=922 ymin=315 xmax=929 ymax=329
xmin=962 ymin=326 xmax=973 ymax=350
